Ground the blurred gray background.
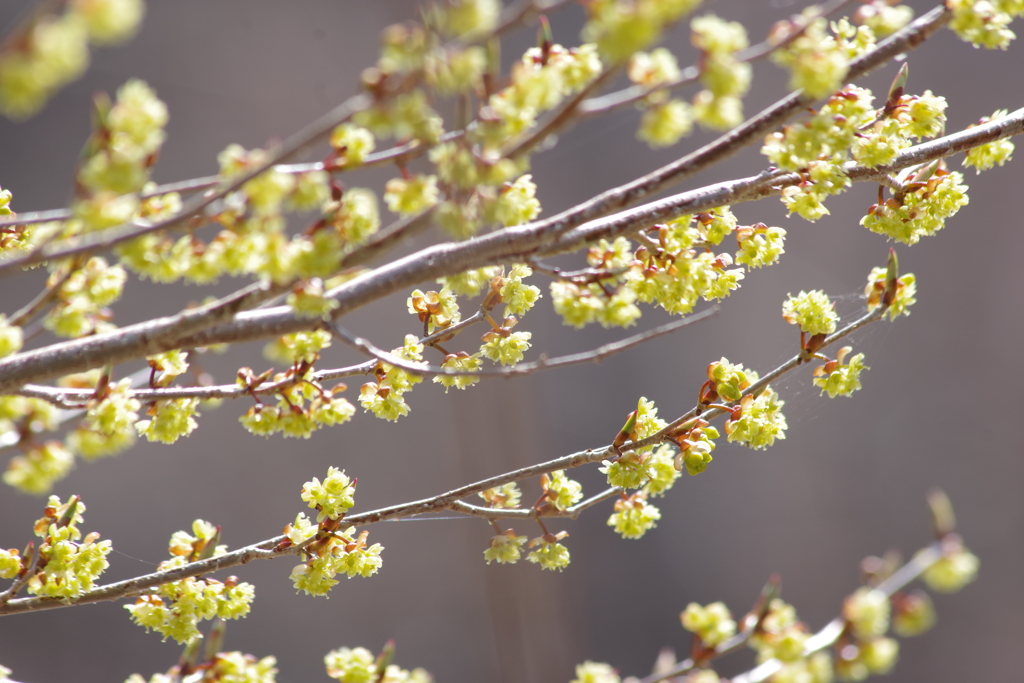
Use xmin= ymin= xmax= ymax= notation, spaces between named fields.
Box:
xmin=0 ymin=1 xmax=1021 ymax=682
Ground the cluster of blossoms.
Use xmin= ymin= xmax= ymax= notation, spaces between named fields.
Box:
xmin=19 ymin=496 xmax=112 ymax=599
xmin=607 ymin=491 xmax=661 ymax=539
xmin=551 ymin=210 xmax=783 ymax=331
xmin=762 ymin=72 xmax=963 ymax=228
xmin=286 ymin=468 xmax=383 ymax=597
xmin=125 ymin=519 xmax=254 ymax=643
xmin=75 ymin=79 xmax=168 ymax=231
xmin=239 ymin=333 xmax=356 ymax=437
xmin=581 ymin=0 xmax=701 ymax=64
xmin=697 ymin=357 xmax=788 ymax=451
xmin=962 ymin=110 xmax=1017 ymax=172
xmin=324 ymin=646 xmax=431 ymax=683
xmin=0 ymin=0 xmax=145 ymax=118
xmin=682 ymin=600 xmax=739 ymax=648
xmin=1 ymin=378 xmax=139 ymax=495
xmin=948 ymin=0 xmax=1024 ymax=49
xmin=43 ymin=257 xmax=127 ymax=339
xmin=861 ymin=165 xmax=970 ymax=245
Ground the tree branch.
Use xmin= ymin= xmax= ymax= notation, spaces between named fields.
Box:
xmin=2 ymin=101 xmax=1018 ymax=393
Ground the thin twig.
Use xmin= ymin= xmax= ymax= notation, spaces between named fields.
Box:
xmin=326 ymin=306 xmax=717 ymax=379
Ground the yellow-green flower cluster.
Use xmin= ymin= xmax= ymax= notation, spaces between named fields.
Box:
xmin=433 ymin=352 xmax=482 ymax=392
xmin=835 ymin=635 xmax=899 ymax=680
xmin=582 ymin=0 xmax=701 ymax=64
xmin=135 ymin=398 xmax=200 ymax=444
xmin=570 ymin=661 xmax=621 ymax=683
xmin=600 ymin=451 xmax=655 ymax=490
xmin=42 ymin=256 xmax=126 ymax=338
xmin=855 ymin=2 xmax=914 ymax=37
xmin=437 ymin=266 xmax=501 ymax=296
xmin=681 ymin=601 xmax=737 ymax=647
xmin=771 ymin=14 xmax=849 ymax=99
xmin=628 ymin=218 xmax=746 ymax=315
xmin=948 ymin=0 xmax=1024 ymax=49
xmin=690 ymin=14 xmax=751 ymax=131
xmin=0 ymin=314 xmax=22 ymax=359
xmin=355 ymin=89 xmax=443 ymax=144
xmin=0 ymin=0 xmax=145 ymax=119
xmin=383 ymin=174 xmax=439 ymax=216
xmin=963 ymin=110 xmax=1016 ymax=173
xmin=264 ymin=329 xmax=332 ymax=366
xmin=892 ymin=591 xmax=936 ymax=636
xmin=324 ymin=647 xmax=376 ymax=683
xmin=498 ymin=264 xmax=542 ymax=317
xmin=831 ymin=587 xmax=901 ymax=680
xmin=477 ymin=43 xmax=602 ymax=150
xmin=921 ymin=545 xmax=980 ymax=593
xmin=66 ymin=378 xmax=140 ymax=460
xmin=479 ymin=482 xmax=522 ymax=509
xmin=168 ymin=519 xmax=222 ymax=560
xmin=408 ymin=285 xmax=458 ymax=329
xmin=640 ymin=444 xmax=682 ymax=496
xmin=290 ymin=527 xmax=383 ymax=596
xmin=484 ymin=529 xmax=528 ymax=564
xmin=287 ymin=278 xmax=340 ymax=320
xmin=725 ymin=388 xmax=788 ymax=450
xmin=240 ymin=382 xmax=355 ymax=440
xmin=25 ymin=496 xmax=112 ymax=599
xmin=0 ymin=547 xmax=22 ymax=579
xmin=861 ymin=170 xmax=968 ymax=245
xmin=359 ymin=335 xmax=424 ymax=421
xmin=324 ymin=645 xmax=432 ymax=683
xmin=735 ymin=223 xmax=787 ymax=267
xmin=782 ymin=290 xmax=838 ymax=336
xmin=865 ymin=268 xmax=916 ymax=320
xmin=526 ymin=537 xmax=571 ymax=571
xmin=763 ymin=87 xmax=876 ymax=170
xmin=329 ymin=124 xmax=375 ymax=166
xmin=125 ymin=568 xmax=255 ymax=643
xmin=771 ymin=652 xmax=833 ymax=683
xmin=493 ymin=175 xmax=542 ymax=227
xmin=542 ymin=470 xmax=583 ymax=511
xmin=203 ymin=653 xmax=278 ymax=683
xmin=480 ymin=328 xmax=532 ymax=366
xmin=607 ymin=492 xmax=661 ymax=539
xmin=426 ymin=45 xmax=488 ymax=94
xmin=814 ymin=347 xmax=867 ymax=398
xmin=3 ymin=441 xmax=75 ymax=495
xmin=77 ymin=79 xmax=166 ymax=209
xmin=301 ymin=467 xmax=356 ymax=522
